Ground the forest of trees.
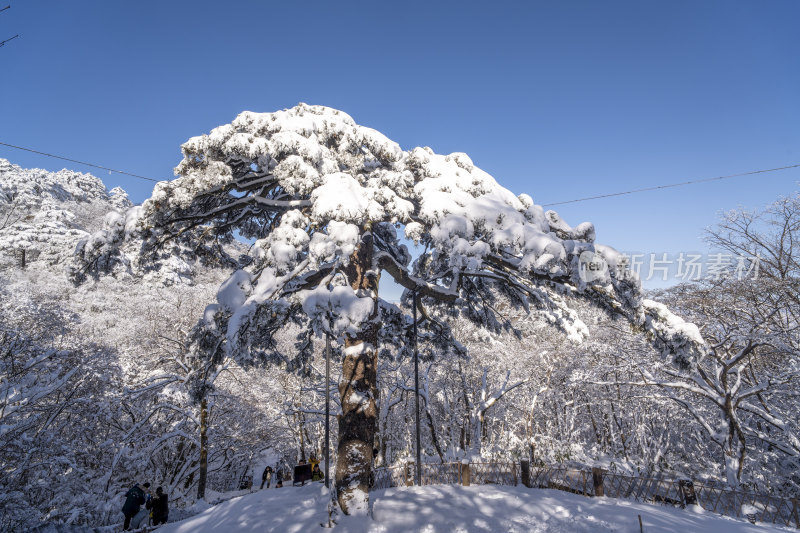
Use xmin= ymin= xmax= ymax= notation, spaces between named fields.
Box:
xmin=1 ymin=105 xmax=797 ymax=531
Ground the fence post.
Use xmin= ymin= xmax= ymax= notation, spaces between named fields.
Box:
xmin=461 ymin=462 xmax=471 ymax=487
xmin=792 ymin=498 xmax=800 ymax=528
xmin=592 ymin=467 xmax=605 ymax=497
xmin=521 ymin=460 xmax=531 ymax=488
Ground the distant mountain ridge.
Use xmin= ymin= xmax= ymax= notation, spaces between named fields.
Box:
xmin=0 ymin=158 xmax=130 ymax=269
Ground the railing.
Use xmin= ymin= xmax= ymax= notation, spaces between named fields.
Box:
xmin=689 ymin=480 xmax=799 ymax=527
xmin=470 ymin=462 xmax=519 ymax=486
xmin=370 ymin=462 xmax=800 ymax=529
xmin=371 ymin=464 xmax=407 ymax=490
xmin=591 ymin=470 xmax=800 ymax=526
xmin=422 ymin=462 xmax=462 ymax=486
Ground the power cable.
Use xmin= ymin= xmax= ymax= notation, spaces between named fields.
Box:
xmin=0 ymin=142 xmax=163 ymax=182
xmin=0 ymin=34 xmax=18 ymax=47
xmin=1 ymin=5 xmax=19 ymax=49
xmin=541 ymin=163 xmax=800 ymax=207
xmin=1 ymin=140 xmax=798 ymax=204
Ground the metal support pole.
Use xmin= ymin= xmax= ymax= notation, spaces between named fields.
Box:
xmin=325 ymin=331 xmax=331 ymax=489
xmin=413 ymin=290 xmax=422 ymax=485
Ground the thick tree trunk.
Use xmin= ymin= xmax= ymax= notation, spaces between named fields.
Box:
xmin=721 ymin=383 xmax=746 ymax=486
xmin=336 ymin=233 xmax=380 ymax=515
xmin=723 ymin=409 xmax=747 ymax=486
xmin=468 ymin=408 xmax=493 ymax=459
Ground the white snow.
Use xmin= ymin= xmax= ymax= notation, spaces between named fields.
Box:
xmin=216 ymin=269 xmax=253 ymax=310
xmin=68 ymin=104 xmax=708 ymax=366
xmin=298 ymin=283 xmax=375 ymax=335
xmin=344 ymin=342 xmax=375 ymax=356
xmin=155 ymin=483 xmax=786 ymax=533
xmin=309 ymin=220 xmax=361 ymax=265
xmin=642 ymin=299 xmax=707 ymax=363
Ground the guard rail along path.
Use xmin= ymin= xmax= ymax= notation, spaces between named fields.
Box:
xmin=370 ymin=461 xmax=800 ymax=529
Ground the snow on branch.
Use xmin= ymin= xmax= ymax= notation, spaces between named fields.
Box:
xmin=70 ymin=103 xmax=706 ymax=370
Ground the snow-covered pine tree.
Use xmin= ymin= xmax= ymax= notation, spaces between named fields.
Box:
xmin=73 ymin=103 xmax=706 ymax=514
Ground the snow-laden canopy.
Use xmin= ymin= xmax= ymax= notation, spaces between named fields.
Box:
xmin=76 ymin=104 xmax=702 ymax=364
xmin=72 ymin=103 xmax=705 ymax=514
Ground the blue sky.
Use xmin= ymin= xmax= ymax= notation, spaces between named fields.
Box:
xmin=1 ymin=1 xmax=799 ymax=294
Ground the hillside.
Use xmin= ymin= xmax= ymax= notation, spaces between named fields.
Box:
xmin=2 ymin=156 xmax=798 ymax=532
xmin=155 ymin=483 xmax=786 ymax=533
xmin=0 ymin=159 xmax=283 ymax=532
xmin=0 ymin=158 xmax=129 ymax=268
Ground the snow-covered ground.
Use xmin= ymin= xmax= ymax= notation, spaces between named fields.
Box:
xmin=157 ymin=483 xmax=789 ymax=533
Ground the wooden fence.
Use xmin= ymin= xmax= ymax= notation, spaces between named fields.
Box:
xmin=370 ymin=462 xmax=800 ymax=529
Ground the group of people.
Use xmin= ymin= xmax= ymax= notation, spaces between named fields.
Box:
xmin=297 ymin=455 xmax=326 ymax=482
xmin=122 ymin=482 xmax=169 ymax=530
xmin=260 ymin=454 xmax=325 ymax=489
xmin=260 ymin=465 xmax=277 ymax=489
xmin=121 ymin=453 xmax=322 ymax=529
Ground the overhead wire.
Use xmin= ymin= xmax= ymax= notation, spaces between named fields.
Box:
xmin=540 ymin=163 xmax=800 ymax=207
xmin=1 ymin=5 xmax=17 ymax=48
xmin=1 ymin=140 xmax=798 ymax=205
xmin=0 ymin=34 xmax=17 ymax=47
xmin=0 ymin=142 xmax=163 ymax=182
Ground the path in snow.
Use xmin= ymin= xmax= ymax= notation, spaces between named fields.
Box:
xmin=156 ymin=483 xmax=788 ymax=533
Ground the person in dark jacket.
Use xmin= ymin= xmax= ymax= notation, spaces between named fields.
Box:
xmin=122 ymin=482 xmax=146 ymax=531
xmin=146 ymin=486 xmax=169 ymax=526
xmin=311 ymin=463 xmax=324 ymax=482
xmin=261 ymin=465 xmax=274 ymax=489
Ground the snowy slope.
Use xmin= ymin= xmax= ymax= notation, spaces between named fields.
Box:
xmin=156 ymin=484 xmax=788 ymax=533
xmin=0 ymin=157 xmax=128 ymax=268
xmin=0 ymin=159 xmax=264 ymax=532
